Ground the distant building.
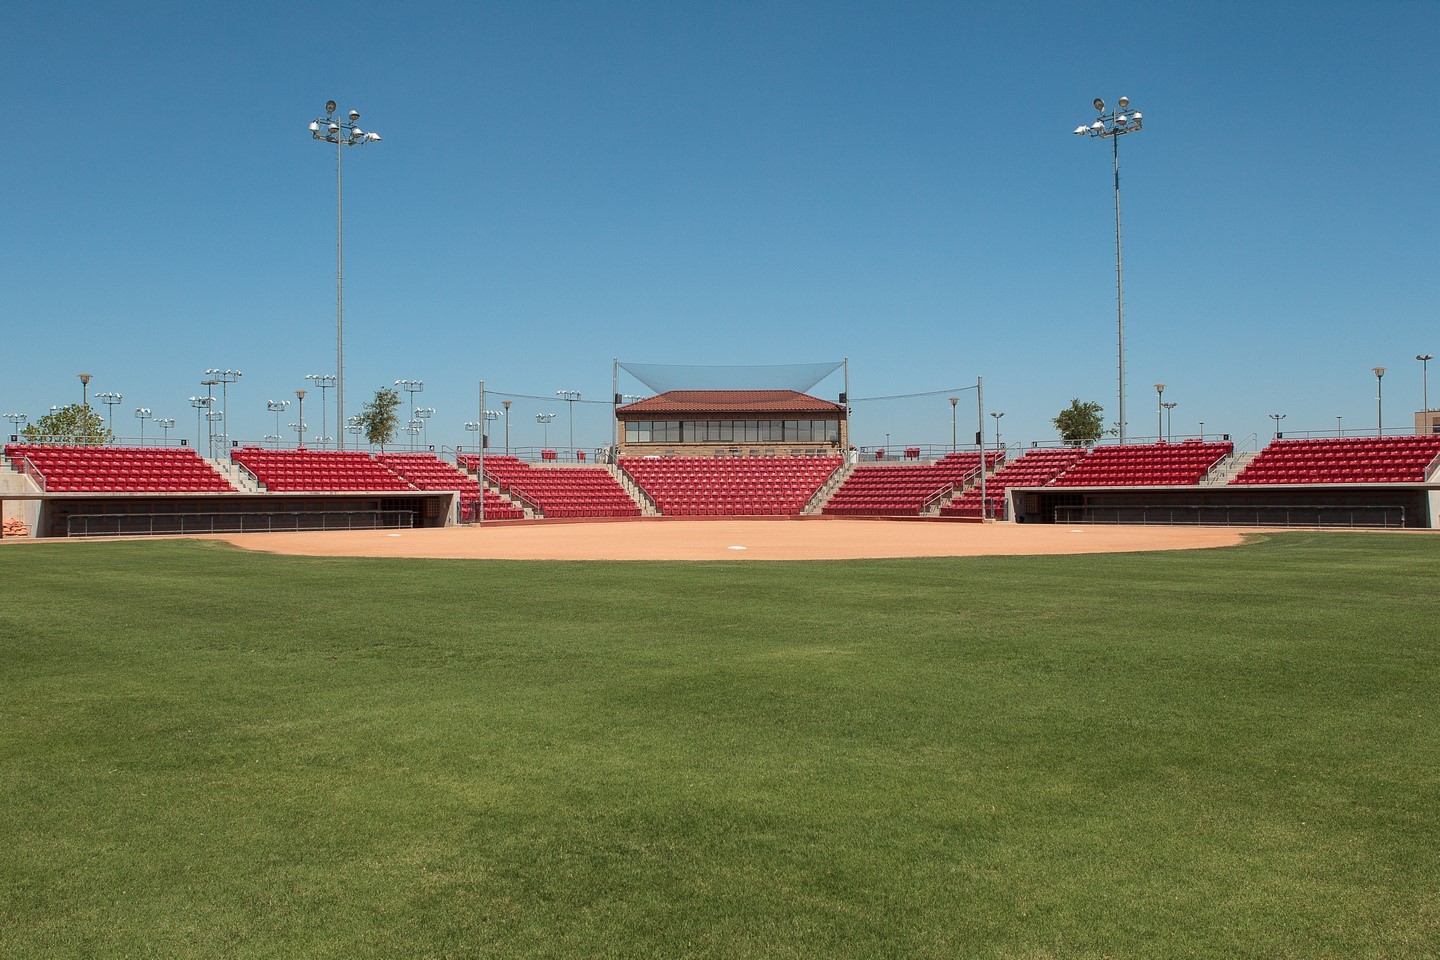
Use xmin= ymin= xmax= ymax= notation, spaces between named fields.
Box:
xmin=1415 ymin=410 xmax=1440 ymax=435
xmin=617 ymin=390 xmax=847 ymax=456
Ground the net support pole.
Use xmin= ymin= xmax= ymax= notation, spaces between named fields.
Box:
xmin=977 ymin=376 xmax=987 ymax=520
xmin=478 ymin=379 xmax=485 ymax=523
xmin=843 ymin=357 xmax=850 ymax=448
xmin=612 ymin=357 xmax=619 ymax=455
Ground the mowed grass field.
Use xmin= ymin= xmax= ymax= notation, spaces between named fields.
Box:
xmin=2 ymin=533 xmax=1438 ymax=959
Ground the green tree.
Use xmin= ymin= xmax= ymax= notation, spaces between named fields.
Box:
xmin=1052 ymin=399 xmax=1107 ymax=446
xmin=358 ymin=388 xmax=401 ymax=451
xmin=21 ymin=403 xmax=113 ymax=445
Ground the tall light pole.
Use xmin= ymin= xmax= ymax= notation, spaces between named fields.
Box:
xmin=135 ymin=407 xmax=152 ymax=444
xmin=78 ymin=373 xmax=92 ymax=408
xmin=295 ymin=388 xmax=307 ymax=448
xmin=267 ymin=400 xmax=291 ymax=448
xmin=305 ymin=374 xmax=336 ymax=449
xmin=1154 ymin=383 xmax=1166 ymax=441
xmin=204 ymin=369 xmax=241 ymax=454
xmin=990 ymin=411 xmax=1004 ymax=455
xmin=395 ymin=379 xmax=424 ymax=427
xmin=536 ymin=412 xmax=556 ymax=448
xmin=1162 ymin=401 xmax=1177 ymax=443
xmin=502 ymin=400 xmax=512 ymax=454
xmin=556 ymin=390 xmax=582 ymax=453
xmin=188 ymin=396 xmax=212 ymax=451
xmin=1373 ymin=366 xmax=1386 ymax=436
xmin=1418 ymin=354 xmax=1433 ymax=421
xmin=96 ymin=392 xmax=124 ymax=430
xmin=949 ymin=396 xmax=959 ymax=453
xmin=1269 ymin=413 xmax=1285 ymax=439
xmin=1075 ymin=95 xmax=1145 ymax=443
xmin=310 ymin=101 xmax=381 ymax=451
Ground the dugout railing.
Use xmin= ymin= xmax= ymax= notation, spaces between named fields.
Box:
xmin=65 ymin=509 xmax=415 ymax=538
xmin=1053 ymin=503 xmax=1405 ymax=528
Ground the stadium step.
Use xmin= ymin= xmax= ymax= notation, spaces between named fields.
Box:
xmin=1200 ymin=450 xmax=1257 ymax=486
xmin=605 ymin=464 xmax=660 ymax=516
xmin=802 ymin=461 xmax=852 ymax=514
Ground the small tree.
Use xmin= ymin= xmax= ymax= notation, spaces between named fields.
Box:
xmin=1052 ymin=399 xmax=1107 ymax=446
xmin=21 ymin=404 xmax=113 ymax=445
xmin=359 ymin=388 xmax=401 ymax=451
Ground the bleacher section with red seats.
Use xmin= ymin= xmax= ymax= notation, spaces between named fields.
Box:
xmin=4 ymin=444 xmax=236 ymax=493
xmin=621 ymin=455 xmax=841 ymax=516
xmin=1232 ymin=435 xmax=1440 ymax=484
xmin=1049 ymin=441 xmax=1232 ymax=487
xmin=462 ymin=455 xmax=641 ymax=518
xmin=232 ymin=448 xmax=415 ymax=492
xmin=940 ymin=447 xmax=1089 ymax=518
xmin=377 ymin=453 xmax=524 ymax=520
xmin=822 ymin=452 xmax=1000 ymax=516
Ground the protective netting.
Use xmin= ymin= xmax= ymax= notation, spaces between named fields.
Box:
xmin=618 ymin=360 xmax=845 ymax=395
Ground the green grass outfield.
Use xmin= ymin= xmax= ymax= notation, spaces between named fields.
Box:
xmin=2 ymin=533 xmax=1437 ymax=958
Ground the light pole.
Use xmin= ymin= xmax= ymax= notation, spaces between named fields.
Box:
xmin=4 ymin=412 xmax=27 ymax=439
xmin=204 ymin=369 xmax=241 ymax=453
xmin=295 ymin=389 xmax=307 ymax=448
xmin=78 ymin=373 xmax=92 ymax=408
xmin=501 ymin=400 xmax=513 ymax=453
xmin=556 ymin=390 xmax=581 ymax=453
xmin=1199 ymin=420 xmax=1205 ymax=439
xmin=1154 ymin=383 xmax=1165 ymax=441
xmin=395 ymin=379 xmax=424 ymax=426
xmin=1269 ymin=413 xmax=1285 ymax=439
xmin=482 ymin=409 xmax=501 ymax=452
xmin=199 ymin=378 xmax=219 ymax=458
xmin=949 ymin=396 xmax=959 ymax=452
xmin=416 ymin=406 xmax=436 ymax=449
xmin=1075 ymin=96 xmax=1145 ymax=443
xmin=1162 ymin=401 xmax=1177 ymax=443
xmin=536 ymin=412 xmax=556 ymax=448
xmin=465 ymin=421 xmax=481 ymax=453
xmin=305 ymin=374 xmax=336 ymax=449
xmin=1336 ymin=415 xmax=1343 ymax=437
xmin=347 ymin=415 xmax=365 ymax=447
xmin=1418 ymin=354 xmax=1433 ymax=419
xmin=154 ymin=417 xmax=175 ymax=442
xmin=990 ymin=411 xmax=1004 ymax=454
xmin=1373 ymin=366 xmax=1386 ymax=436
xmin=406 ymin=419 xmax=423 ymax=445
xmin=189 ymin=396 xmax=212 ymax=451
xmin=310 ymin=100 xmax=381 ymax=450
xmin=96 ymin=392 xmax=124 ymax=429
xmin=135 ymin=407 xmax=152 ymax=443
xmin=267 ymin=400 xmax=291 ymax=448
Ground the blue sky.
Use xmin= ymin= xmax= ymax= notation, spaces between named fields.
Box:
xmin=4 ymin=1 xmax=1437 ymax=452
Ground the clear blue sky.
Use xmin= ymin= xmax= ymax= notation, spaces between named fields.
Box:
xmin=4 ymin=1 xmax=1437 ymax=451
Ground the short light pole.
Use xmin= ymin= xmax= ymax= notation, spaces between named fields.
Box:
xmin=78 ymin=373 xmax=92 ymax=408
xmin=1199 ymin=420 xmax=1205 ymax=439
xmin=416 ymin=406 xmax=436 ymax=449
xmin=1154 ymin=383 xmax=1166 ymax=441
xmin=482 ymin=409 xmax=502 ymax=452
xmin=96 ymin=391 xmax=124 ymax=429
xmin=406 ymin=419 xmax=423 ymax=445
xmin=1373 ymin=366 xmax=1386 ymax=436
xmin=4 ymin=412 xmax=27 ymax=439
xmin=885 ymin=432 xmax=891 ymax=456
xmin=305 ymin=374 xmax=336 ymax=449
xmin=295 ymin=389 xmax=307 ymax=448
xmin=501 ymin=400 xmax=512 ymax=453
xmin=135 ymin=407 xmax=152 ymax=443
xmin=154 ymin=417 xmax=175 ymax=443
xmin=309 ymin=100 xmax=381 ymax=451
xmin=1162 ymin=401 xmax=1177 ymax=443
xmin=188 ymin=396 xmax=212 ymax=452
xmin=949 ymin=396 xmax=959 ymax=452
xmin=536 ymin=412 xmax=556 ymax=448
xmin=396 ymin=379 xmax=424 ymax=426
xmin=556 ymin=390 xmax=582 ymax=453
xmin=1336 ymin=415 xmax=1343 ymax=437
xmin=347 ymin=416 xmax=365 ymax=447
xmin=266 ymin=400 xmax=291 ymax=449
xmin=205 ymin=369 xmax=241 ymax=452
xmin=464 ymin=421 xmax=481 ymax=453
xmin=990 ymin=411 xmax=1004 ymax=455
xmin=1075 ymin=95 xmax=1145 ymax=443
xmin=1417 ymin=354 xmax=1433 ymax=417
xmin=1269 ymin=413 xmax=1285 ymax=439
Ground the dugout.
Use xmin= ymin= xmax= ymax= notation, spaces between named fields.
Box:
xmin=1011 ymin=484 xmax=1434 ymax=528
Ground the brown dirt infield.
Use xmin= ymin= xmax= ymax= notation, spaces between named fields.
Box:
xmin=209 ymin=519 xmax=1257 ymax=561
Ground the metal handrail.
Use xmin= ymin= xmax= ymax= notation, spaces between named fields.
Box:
xmin=921 ymin=483 xmax=955 ymax=514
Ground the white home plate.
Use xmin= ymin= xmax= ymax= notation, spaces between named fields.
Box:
xmin=727 ymin=545 xmax=747 ymax=551
xmin=388 ymin=533 xmax=402 ymax=537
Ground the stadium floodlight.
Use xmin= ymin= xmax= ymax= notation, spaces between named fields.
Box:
xmin=396 ymin=379 xmax=424 ymax=426
xmin=134 ymin=407 xmax=152 ymax=444
xmin=305 ymin=374 xmax=337 ymax=449
xmin=295 ymin=388 xmax=307 ymax=447
xmin=266 ymin=399 xmax=291 ymax=448
xmin=535 ymin=412 xmax=557 ymax=448
xmin=204 ymin=369 xmax=241 ymax=454
xmin=4 ymin=412 xmax=27 ymax=440
xmin=1373 ymin=366 xmax=1386 ymax=436
xmin=1417 ymin=354 xmax=1433 ymax=416
xmin=464 ymin=421 xmax=481 ymax=453
xmin=1155 ymin=383 xmax=1166 ymax=441
xmin=1268 ymin=413 xmax=1286 ymax=439
xmin=1074 ymin=95 xmax=1146 ymax=442
xmin=310 ymin=99 xmax=382 ymax=449
xmin=188 ymin=395 xmax=213 ymax=452
xmin=416 ymin=405 xmax=437 ymax=448
xmin=154 ymin=417 xmax=176 ymax=442
xmin=1161 ymin=401 xmax=1177 ymax=442
xmin=95 ymin=391 xmax=124 ymax=428
xmin=556 ymin=390 xmax=582 ymax=452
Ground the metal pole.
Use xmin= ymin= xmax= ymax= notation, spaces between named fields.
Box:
xmin=478 ymin=380 xmax=486 ymax=522
xmin=336 ymin=133 xmax=345 ymax=450
xmin=843 ymin=357 xmax=850 ymax=448
xmin=977 ymin=377 xmax=986 ymax=520
xmin=503 ymin=401 xmax=511 ymax=454
xmin=1113 ymin=133 xmax=1126 ymax=443
xmin=612 ymin=357 xmax=619 ymax=450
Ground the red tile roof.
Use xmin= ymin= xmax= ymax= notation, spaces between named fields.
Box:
xmin=617 ymin=390 xmax=844 ymax=417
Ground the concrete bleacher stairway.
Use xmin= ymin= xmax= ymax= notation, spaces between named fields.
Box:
xmin=604 ymin=464 xmax=659 ymax=516
xmin=1200 ymin=451 xmax=1257 ymax=486
xmin=802 ymin=461 xmax=853 ymax=515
